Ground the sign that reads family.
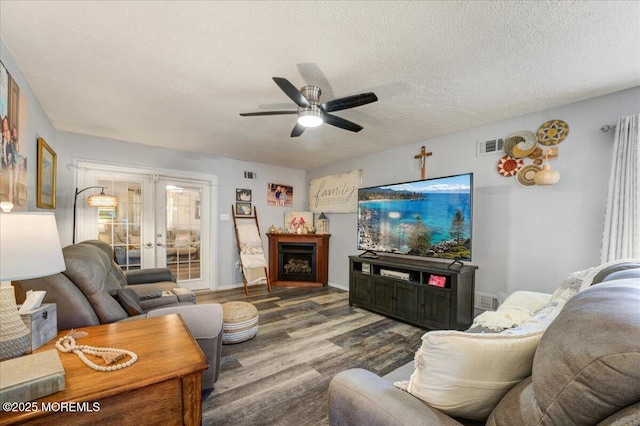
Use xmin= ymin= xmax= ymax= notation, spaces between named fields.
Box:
xmin=308 ymin=169 xmax=361 ymax=213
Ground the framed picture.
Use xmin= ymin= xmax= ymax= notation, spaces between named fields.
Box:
xmin=36 ymin=137 xmax=56 ymax=209
xmin=236 ymin=188 xmax=251 ymax=202
xmin=267 ymin=183 xmax=293 ymax=207
xmin=235 ymin=202 xmax=252 ymax=216
xmin=285 ymin=211 xmax=313 ymax=233
xmin=98 ymin=208 xmax=117 ymax=220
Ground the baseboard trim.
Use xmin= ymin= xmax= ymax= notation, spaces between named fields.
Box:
xmin=328 ymin=281 xmax=348 ymax=291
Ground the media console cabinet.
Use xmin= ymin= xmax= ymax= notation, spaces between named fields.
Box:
xmin=349 ymin=255 xmax=477 ymax=330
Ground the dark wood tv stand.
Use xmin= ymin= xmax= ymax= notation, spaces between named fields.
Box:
xmin=349 ymin=255 xmax=477 ymax=330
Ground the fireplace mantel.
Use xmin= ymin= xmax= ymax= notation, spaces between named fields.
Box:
xmin=266 ymin=233 xmax=331 ymax=287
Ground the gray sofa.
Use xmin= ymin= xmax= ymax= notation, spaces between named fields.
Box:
xmin=13 ymin=240 xmax=223 ymax=391
xmin=329 ymin=270 xmax=640 ymax=425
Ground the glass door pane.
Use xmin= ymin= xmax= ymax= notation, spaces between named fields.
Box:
xmin=158 ymin=179 xmax=210 ymax=290
xmin=78 ymin=163 xmax=212 ymax=290
xmin=96 ymin=180 xmax=145 ymax=271
xmin=165 ymin=185 xmax=201 ymax=280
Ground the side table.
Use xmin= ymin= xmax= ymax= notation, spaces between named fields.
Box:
xmin=0 ymin=314 xmax=207 ymax=425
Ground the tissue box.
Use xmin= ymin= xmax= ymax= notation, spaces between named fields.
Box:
xmin=19 ymin=303 xmax=57 ymax=352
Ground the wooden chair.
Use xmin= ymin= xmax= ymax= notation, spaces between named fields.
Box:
xmin=232 ymin=206 xmax=272 ymax=296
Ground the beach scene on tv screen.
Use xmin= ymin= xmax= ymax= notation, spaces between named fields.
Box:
xmin=358 ymin=174 xmax=472 ymax=260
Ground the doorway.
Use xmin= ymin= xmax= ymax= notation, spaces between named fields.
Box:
xmin=76 ymin=162 xmax=215 ymax=291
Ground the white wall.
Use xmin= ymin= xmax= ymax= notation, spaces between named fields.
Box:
xmin=307 ymin=87 xmax=640 ymax=298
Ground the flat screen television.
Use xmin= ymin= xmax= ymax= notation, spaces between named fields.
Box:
xmin=357 ymin=173 xmax=473 ymax=261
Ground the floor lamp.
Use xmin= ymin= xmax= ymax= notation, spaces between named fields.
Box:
xmin=0 ymin=212 xmax=65 ymax=361
xmin=72 ymin=186 xmax=118 ymax=244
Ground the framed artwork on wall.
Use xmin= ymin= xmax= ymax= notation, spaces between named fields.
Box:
xmin=267 ymin=183 xmax=293 ymax=207
xmin=236 ymin=202 xmax=252 ymax=216
xmin=236 ymin=188 xmax=252 ymax=202
xmin=36 ymin=137 xmax=56 ymax=209
xmin=98 ymin=208 xmax=116 ymax=220
xmin=1 ymin=60 xmax=29 ymax=210
xmin=285 ymin=211 xmax=313 ymax=233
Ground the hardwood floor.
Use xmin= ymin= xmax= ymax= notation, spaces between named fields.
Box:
xmin=196 ymin=285 xmax=425 ymax=426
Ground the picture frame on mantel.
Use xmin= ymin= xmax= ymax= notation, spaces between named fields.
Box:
xmin=36 ymin=137 xmax=56 ymax=209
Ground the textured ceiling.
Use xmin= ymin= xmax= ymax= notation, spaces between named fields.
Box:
xmin=1 ymin=1 xmax=639 ymax=170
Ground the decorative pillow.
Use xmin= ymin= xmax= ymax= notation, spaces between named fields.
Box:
xmin=503 ymin=268 xmax=594 ymax=335
xmin=116 ymin=288 xmax=144 ymax=316
xmin=472 ymin=291 xmax=551 ymax=331
xmin=394 ymin=329 xmax=543 ymax=421
xmin=580 ymin=258 xmax=640 ymax=288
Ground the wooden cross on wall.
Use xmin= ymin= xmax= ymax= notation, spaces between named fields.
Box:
xmin=414 ymin=146 xmax=432 ymax=179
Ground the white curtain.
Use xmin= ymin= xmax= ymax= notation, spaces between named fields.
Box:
xmin=601 ymin=114 xmax=640 ymax=262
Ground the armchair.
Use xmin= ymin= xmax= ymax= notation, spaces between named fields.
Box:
xmin=329 ymin=263 xmax=640 ymax=425
xmin=13 ymin=240 xmax=222 ymax=390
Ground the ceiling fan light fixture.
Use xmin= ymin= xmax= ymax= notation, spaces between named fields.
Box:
xmin=297 ymin=108 xmax=323 ymax=128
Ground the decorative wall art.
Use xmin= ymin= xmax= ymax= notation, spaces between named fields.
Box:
xmin=284 ymin=211 xmax=313 ymax=234
xmin=0 ymin=61 xmax=28 ymax=210
xmin=537 ymin=119 xmax=569 ymax=145
xmin=36 ymin=137 xmax=56 ymax=209
xmin=504 ymin=131 xmax=537 ymax=158
xmin=308 ymin=169 xmax=361 ymax=213
xmin=267 ymin=183 xmax=293 ymax=207
xmin=494 ymin=119 xmax=568 ymax=186
xmin=98 ymin=208 xmax=116 ymax=220
xmin=497 ymin=155 xmax=523 ymax=177
xmin=235 ymin=202 xmax=252 ymax=216
xmin=236 ymin=188 xmax=251 ymax=202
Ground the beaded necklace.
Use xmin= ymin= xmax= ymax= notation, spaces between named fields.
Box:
xmin=55 ymin=330 xmax=138 ymax=372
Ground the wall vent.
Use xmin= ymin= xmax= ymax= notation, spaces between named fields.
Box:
xmin=244 ymin=171 xmax=257 ymax=179
xmin=477 ymin=138 xmax=505 ymax=156
xmin=475 ymin=293 xmax=500 ymax=311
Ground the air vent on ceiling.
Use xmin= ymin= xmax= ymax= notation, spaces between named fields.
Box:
xmin=244 ymin=171 xmax=257 ymax=179
xmin=477 ymin=138 xmax=505 ymax=156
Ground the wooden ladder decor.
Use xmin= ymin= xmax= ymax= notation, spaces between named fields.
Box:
xmin=232 ymin=205 xmax=272 ymax=296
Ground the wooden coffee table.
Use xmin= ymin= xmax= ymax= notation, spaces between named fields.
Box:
xmin=1 ymin=314 xmax=208 ymax=425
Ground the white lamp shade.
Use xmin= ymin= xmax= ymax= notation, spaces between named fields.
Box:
xmin=0 ymin=212 xmax=66 ymax=281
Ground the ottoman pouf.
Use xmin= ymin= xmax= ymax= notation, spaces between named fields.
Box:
xmin=222 ymin=301 xmax=259 ymax=344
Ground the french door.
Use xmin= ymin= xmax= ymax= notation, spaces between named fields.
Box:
xmin=76 ymin=163 xmax=213 ymax=291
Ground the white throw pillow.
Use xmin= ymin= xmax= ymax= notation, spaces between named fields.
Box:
xmin=499 ymin=291 xmax=551 ymax=313
xmin=472 ymin=291 xmax=552 ymax=331
xmin=395 ymin=329 xmax=543 ymax=421
xmin=503 ymin=267 xmax=594 ymax=335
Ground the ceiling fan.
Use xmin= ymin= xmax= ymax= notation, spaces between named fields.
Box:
xmin=240 ymin=77 xmax=378 ymax=137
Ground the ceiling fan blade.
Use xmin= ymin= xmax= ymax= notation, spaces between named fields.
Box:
xmin=273 ymin=77 xmax=310 ymax=107
xmin=239 ymin=111 xmax=297 ymax=116
xmin=323 ymin=113 xmax=363 ymax=133
xmin=321 ymin=92 xmax=378 ymax=113
xmin=291 ymin=123 xmax=306 ymax=137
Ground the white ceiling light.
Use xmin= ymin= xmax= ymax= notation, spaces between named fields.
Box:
xmin=297 ymin=106 xmax=323 ymax=128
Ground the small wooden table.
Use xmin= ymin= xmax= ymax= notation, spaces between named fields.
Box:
xmin=1 ymin=315 xmax=207 ymax=426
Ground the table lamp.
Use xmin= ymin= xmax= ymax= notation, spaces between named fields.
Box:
xmin=0 ymin=212 xmax=65 ymax=361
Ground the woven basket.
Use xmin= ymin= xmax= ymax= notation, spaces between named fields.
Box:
xmin=222 ymin=301 xmax=259 ymax=344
